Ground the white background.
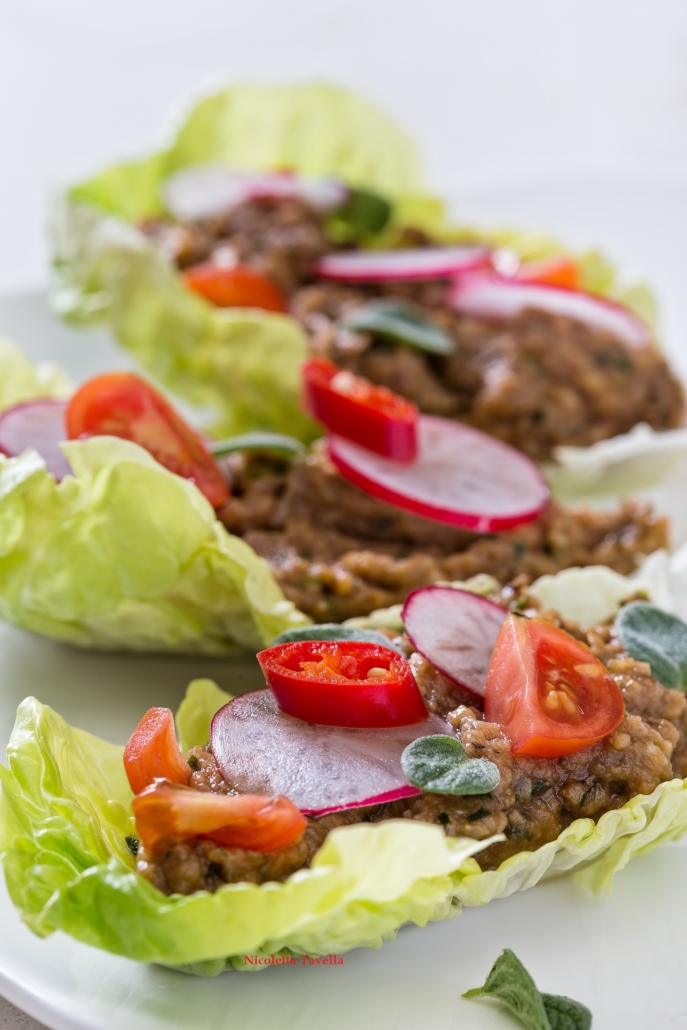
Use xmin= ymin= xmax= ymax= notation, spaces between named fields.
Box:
xmin=2 ymin=0 xmax=687 ymax=291
xmin=2 ymin=3 xmax=687 ymax=1028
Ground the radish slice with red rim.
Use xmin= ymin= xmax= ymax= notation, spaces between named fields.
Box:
xmin=328 ymin=415 xmax=549 ymax=533
xmin=0 ymin=400 xmax=71 ymax=480
xmin=403 ymin=586 xmax=507 ymax=699
xmin=210 ymin=689 xmax=448 ymax=815
xmin=163 ymin=165 xmax=348 ymax=222
xmin=448 ymin=273 xmax=650 ymax=349
xmin=315 ymin=246 xmax=491 ymax=283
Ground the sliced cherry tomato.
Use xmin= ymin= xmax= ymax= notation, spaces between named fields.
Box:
xmin=183 ymin=262 xmax=287 ymax=312
xmin=514 ymin=255 xmax=582 ymax=290
xmin=123 ymin=707 xmax=191 ymax=796
xmin=133 ymin=780 xmax=307 ymax=852
xmin=484 ymin=614 xmax=624 ymax=758
xmin=302 ymin=357 xmax=418 ymax=463
xmin=66 ymin=372 xmax=229 ymax=508
xmin=257 ymin=639 xmax=428 ymax=728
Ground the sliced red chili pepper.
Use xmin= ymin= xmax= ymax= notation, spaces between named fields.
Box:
xmin=66 ymin=372 xmax=229 ymax=509
xmin=484 ymin=614 xmax=624 ymax=758
xmin=183 ymin=262 xmax=287 ymax=312
xmin=123 ymin=707 xmax=191 ymax=796
xmin=132 ymin=780 xmax=307 ymax=852
xmin=302 ymin=357 xmax=418 ymax=463
xmin=257 ymin=639 xmax=428 ymax=727
xmin=514 ymin=255 xmax=582 ymax=290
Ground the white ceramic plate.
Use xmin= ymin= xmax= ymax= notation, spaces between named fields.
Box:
xmin=2 ymin=181 xmax=687 ymax=1030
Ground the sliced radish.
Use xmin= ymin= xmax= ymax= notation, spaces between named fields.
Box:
xmin=448 ymin=273 xmax=650 ymax=349
xmin=403 ymin=586 xmax=507 ymax=699
xmin=0 ymin=400 xmax=71 ymax=480
xmin=210 ymin=689 xmax=447 ymax=815
xmin=163 ymin=165 xmax=348 ymax=222
xmin=315 ymin=246 xmax=492 ymax=283
xmin=328 ymin=415 xmax=549 ymax=533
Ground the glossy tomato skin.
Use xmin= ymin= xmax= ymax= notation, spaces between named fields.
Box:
xmin=513 ymin=255 xmax=581 ymax=290
xmin=132 ymin=781 xmax=306 ymax=852
xmin=123 ymin=707 xmax=191 ymax=796
xmin=257 ymin=639 xmax=428 ymax=728
xmin=183 ymin=262 xmax=287 ymax=312
xmin=302 ymin=357 xmax=418 ymax=463
xmin=66 ymin=372 xmax=229 ymax=508
xmin=484 ymin=614 xmax=624 ymax=758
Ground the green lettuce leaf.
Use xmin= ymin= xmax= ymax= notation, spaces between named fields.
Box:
xmin=0 ymin=696 xmax=491 ymax=973
xmin=0 ymin=436 xmax=308 ymax=653
xmin=3 ymin=680 xmax=687 ymax=975
xmin=0 ymin=335 xmax=72 ymax=413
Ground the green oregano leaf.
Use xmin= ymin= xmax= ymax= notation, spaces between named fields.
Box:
xmin=209 ymin=432 xmax=305 ymax=459
xmin=463 ymin=949 xmax=550 ymax=1030
xmin=335 ymin=188 xmax=392 ymax=235
xmin=463 ymin=950 xmax=592 ymax=1030
xmin=542 ymin=994 xmax=592 ymax=1030
xmin=401 ymin=734 xmax=500 ymax=795
xmin=342 ymin=299 xmax=455 ymax=355
xmin=270 ymin=623 xmax=405 ymax=656
xmin=615 ymin=601 xmax=687 ymax=691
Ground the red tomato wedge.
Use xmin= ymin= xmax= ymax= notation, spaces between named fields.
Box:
xmin=257 ymin=639 xmax=428 ymax=727
xmin=302 ymin=357 xmax=418 ymax=463
xmin=485 ymin=614 xmax=624 ymax=758
xmin=133 ymin=780 xmax=307 ymax=852
xmin=66 ymin=372 xmax=229 ymax=508
xmin=123 ymin=707 xmax=191 ymax=796
xmin=183 ymin=262 xmax=287 ymax=312
xmin=512 ymin=254 xmax=582 ymax=290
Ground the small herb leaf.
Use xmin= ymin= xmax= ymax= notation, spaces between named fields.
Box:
xmin=336 ymin=188 xmax=392 ymax=235
xmin=125 ymin=835 xmax=140 ymax=857
xmin=615 ymin=601 xmax=687 ymax=691
xmin=210 ymin=432 xmax=305 ymax=459
xmin=342 ymin=299 xmax=455 ymax=355
xmin=401 ymin=735 xmax=500 ymax=795
xmin=463 ymin=949 xmax=550 ymax=1030
xmin=270 ymin=623 xmax=405 ymax=656
xmin=542 ymin=994 xmax=592 ymax=1030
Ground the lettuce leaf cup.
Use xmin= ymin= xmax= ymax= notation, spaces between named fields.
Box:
xmin=3 ymin=567 xmax=687 ymax=975
xmin=52 ymin=80 xmax=687 ymax=498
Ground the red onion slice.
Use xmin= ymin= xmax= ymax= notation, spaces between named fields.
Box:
xmin=315 ymin=246 xmax=491 ymax=283
xmin=328 ymin=415 xmax=549 ymax=533
xmin=163 ymin=165 xmax=348 ymax=222
xmin=403 ymin=586 xmax=507 ymax=698
xmin=449 ymin=273 xmax=651 ymax=349
xmin=0 ymin=400 xmax=71 ymax=480
xmin=210 ymin=689 xmax=448 ymax=815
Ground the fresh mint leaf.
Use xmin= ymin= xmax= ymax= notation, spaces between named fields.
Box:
xmin=343 ymin=299 xmax=454 ymax=355
xmin=401 ymin=734 xmax=500 ymax=795
xmin=463 ymin=950 xmax=593 ymax=1030
xmin=210 ymin=432 xmax=305 ymax=458
xmin=336 ymin=188 xmax=392 ymax=235
xmin=615 ymin=601 xmax=687 ymax=692
xmin=463 ymin=949 xmax=550 ymax=1030
xmin=270 ymin=623 xmax=405 ymax=656
xmin=542 ymin=993 xmax=592 ymax=1030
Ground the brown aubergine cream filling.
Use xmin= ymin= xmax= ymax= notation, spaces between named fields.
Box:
xmin=216 ymin=444 xmax=668 ymax=624
xmin=136 ymin=583 xmax=687 ymax=896
xmin=141 ymin=197 xmax=685 ymax=462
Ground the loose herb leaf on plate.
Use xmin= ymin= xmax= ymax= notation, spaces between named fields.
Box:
xmin=463 ymin=950 xmax=592 ymax=1030
xmin=401 ymin=734 xmax=500 ymax=795
xmin=210 ymin=432 xmax=305 ymax=459
xmin=542 ymin=993 xmax=592 ymax=1030
xmin=342 ymin=299 xmax=455 ymax=355
xmin=615 ymin=601 xmax=687 ymax=692
xmin=271 ymin=623 xmax=405 ymax=656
